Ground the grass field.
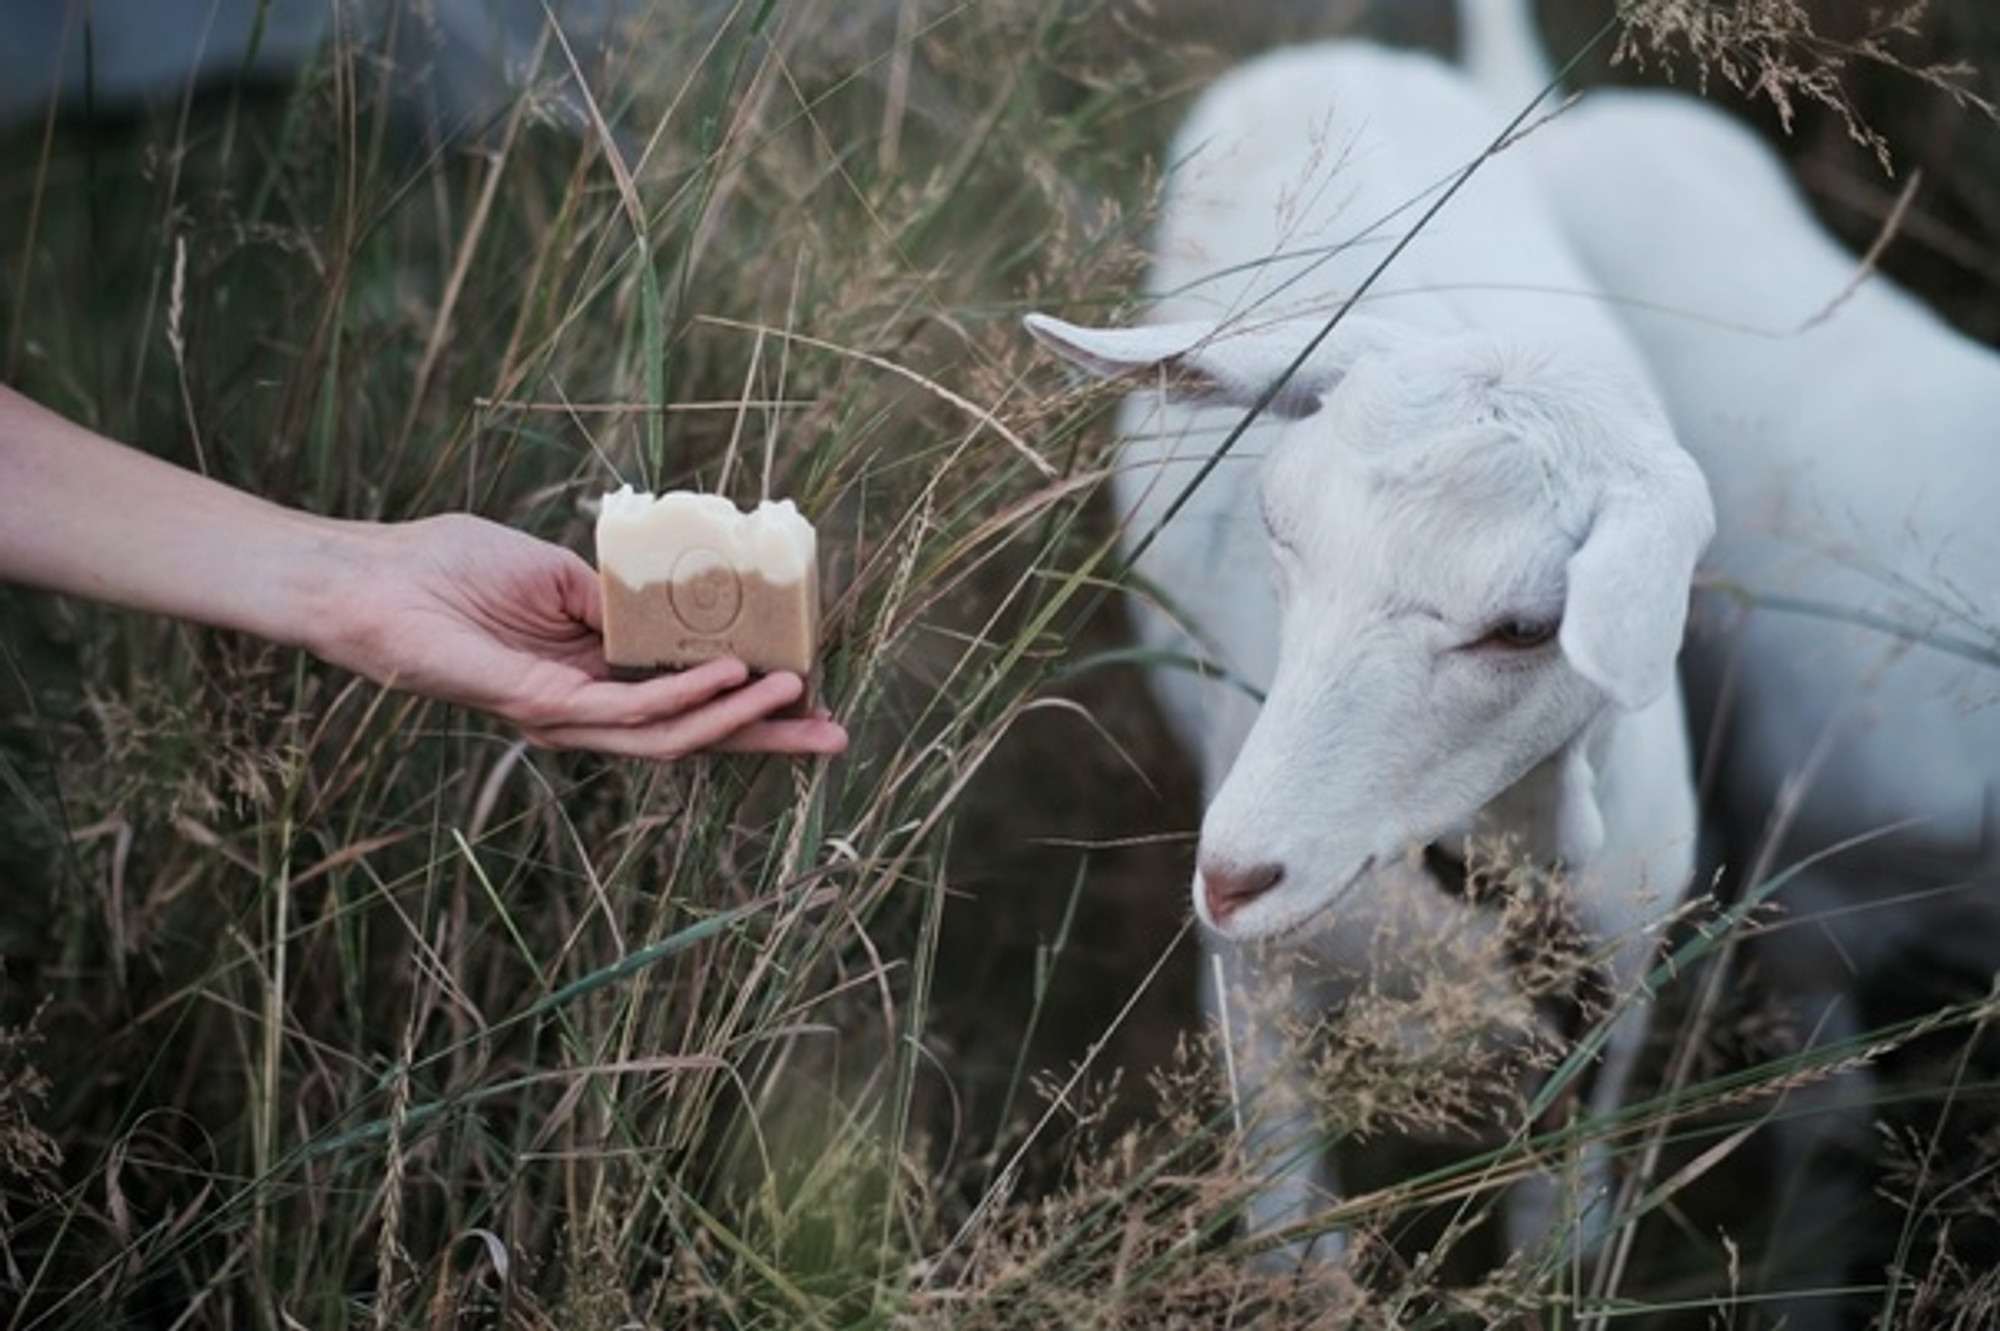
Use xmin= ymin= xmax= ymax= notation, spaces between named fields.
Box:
xmin=2 ymin=2 xmax=1998 ymax=1326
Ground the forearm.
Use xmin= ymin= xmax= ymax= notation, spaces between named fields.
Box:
xmin=0 ymin=384 xmax=360 ymax=652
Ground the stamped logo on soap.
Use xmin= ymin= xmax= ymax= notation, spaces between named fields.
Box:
xmin=668 ymin=547 xmax=744 ymax=632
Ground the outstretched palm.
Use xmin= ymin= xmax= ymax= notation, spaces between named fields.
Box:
xmin=321 ymin=515 xmax=847 ymax=759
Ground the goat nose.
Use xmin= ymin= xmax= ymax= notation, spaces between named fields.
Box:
xmin=1199 ymin=857 xmax=1284 ymax=924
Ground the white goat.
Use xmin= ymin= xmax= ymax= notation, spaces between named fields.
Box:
xmin=1461 ymin=1 xmax=2000 ymax=1318
xmin=1026 ymin=38 xmax=1712 ymax=1263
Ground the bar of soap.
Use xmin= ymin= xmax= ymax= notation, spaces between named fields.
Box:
xmin=595 ymin=485 xmax=820 ymax=679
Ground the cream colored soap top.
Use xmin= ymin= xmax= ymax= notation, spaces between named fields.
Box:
xmin=596 ymin=485 xmax=814 ymax=586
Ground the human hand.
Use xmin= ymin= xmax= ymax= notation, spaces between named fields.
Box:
xmin=309 ymin=513 xmax=849 ymax=758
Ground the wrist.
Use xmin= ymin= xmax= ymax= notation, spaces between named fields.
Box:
xmin=274 ymin=515 xmax=397 ymax=675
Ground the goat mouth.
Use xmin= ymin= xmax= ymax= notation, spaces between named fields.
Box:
xmin=1215 ymin=856 xmax=1375 ymax=942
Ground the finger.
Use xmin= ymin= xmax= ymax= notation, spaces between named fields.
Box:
xmin=522 ymin=672 xmax=829 ymax=759
xmin=524 ymin=657 xmax=753 ymax=730
xmin=522 ymin=719 xmax=848 ymax=758
xmin=558 ymin=553 xmax=607 ymax=633
xmin=706 ymin=716 xmax=850 ymax=756
xmin=532 ymin=713 xmax=850 ymax=758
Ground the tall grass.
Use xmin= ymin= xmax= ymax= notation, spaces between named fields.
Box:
xmin=1 ymin=2 xmax=1997 ymax=1328
xmin=0 ymin=5 xmax=1212 ymax=1324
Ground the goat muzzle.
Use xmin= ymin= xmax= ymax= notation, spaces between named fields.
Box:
xmin=1199 ymin=857 xmax=1285 ymax=924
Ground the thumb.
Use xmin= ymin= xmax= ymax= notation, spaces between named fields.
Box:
xmin=553 ymin=547 xmax=606 ymax=632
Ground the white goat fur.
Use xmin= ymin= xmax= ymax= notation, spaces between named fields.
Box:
xmin=1461 ymin=1 xmax=2000 ymax=1317
xmin=1027 ymin=40 xmax=1712 ymax=1261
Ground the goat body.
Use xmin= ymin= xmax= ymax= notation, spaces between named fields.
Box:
xmin=1028 ymin=39 xmax=1711 ymax=1261
xmin=1479 ymin=71 xmax=2000 ymax=866
xmin=1459 ymin=1 xmax=2000 ymax=1319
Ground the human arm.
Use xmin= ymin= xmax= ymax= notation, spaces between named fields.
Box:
xmin=0 ymin=385 xmax=848 ymax=758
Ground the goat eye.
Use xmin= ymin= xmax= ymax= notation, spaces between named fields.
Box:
xmin=1474 ymin=617 xmax=1560 ymax=651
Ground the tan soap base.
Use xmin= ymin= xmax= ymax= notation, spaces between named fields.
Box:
xmin=600 ymin=569 xmax=820 ymax=716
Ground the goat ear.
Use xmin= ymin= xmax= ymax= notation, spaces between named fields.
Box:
xmin=1554 ymin=743 xmax=1607 ymax=868
xmin=1560 ymin=454 xmax=1715 ymax=710
xmin=1022 ymin=312 xmax=1348 ymax=419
